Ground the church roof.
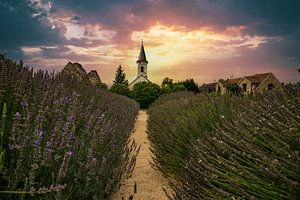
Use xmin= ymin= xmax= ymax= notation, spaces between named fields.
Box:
xmin=136 ymin=42 xmax=148 ymax=64
xmin=129 ymin=74 xmax=151 ymax=86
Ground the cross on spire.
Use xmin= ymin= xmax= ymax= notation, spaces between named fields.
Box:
xmin=137 ymin=41 xmax=148 ymax=64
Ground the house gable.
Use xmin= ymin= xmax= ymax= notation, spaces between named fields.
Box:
xmin=255 ymin=72 xmax=282 ymax=92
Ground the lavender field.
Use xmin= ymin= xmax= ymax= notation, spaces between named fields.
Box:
xmin=148 ymin=87 xmax=300 ymax=199
xmin=0 ymin=55 xmax=139 ymax=199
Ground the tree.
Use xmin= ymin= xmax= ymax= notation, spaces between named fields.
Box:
xmin=132 ymin=82 xmax=161 ymax=109
xmin=177 ymin=79 xmax=199 ymax=93
xmin=161 ymin=77 xmax=174 ymax=94
xmin=113 ymin=65 xmax=128 ymax=86
xmin=161 ymin=85 xmax=172 ymax=94
xmin=172 ymin=84 xmax=187 ymax=92
xmin=161 ymin=77 xmax=173 ymax=88
xmin=110 ymin=83 xmax=131 ymax=97
xmin=95 ymin=82 xmax=108 ymax=90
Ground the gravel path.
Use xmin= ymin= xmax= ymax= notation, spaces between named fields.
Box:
xmin=114 ymin=111 xmax=170 ymax=200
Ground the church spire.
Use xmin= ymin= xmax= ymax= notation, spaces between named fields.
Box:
xmin=136 ymin=41 xmax=148 ymax=64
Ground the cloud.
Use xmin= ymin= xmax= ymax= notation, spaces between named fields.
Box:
xmin=0 ymin=0 xmax=299 ymax=85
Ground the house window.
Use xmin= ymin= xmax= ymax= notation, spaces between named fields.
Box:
xmin=242 ymin=84 xmax=247 ymax=92
xmin=268 ymin=83 xmax=274 ymax=90
xmin=141 ymin=66 xmax=144 ymax=73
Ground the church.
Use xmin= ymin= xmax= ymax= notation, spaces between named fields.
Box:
xmin=129 ymin=42 xmax=151 ymax=88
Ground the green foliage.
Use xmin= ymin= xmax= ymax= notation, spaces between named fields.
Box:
xmin=161 ymin=78 xmax=187 ymax=94
xmin=148 ymin=88 xmax=300 ymax=199
xmin=161 ymin=85 xmax=172 ymax=94
xmin=0 ymin=55 xmax=139 ymax=199
xmin=172 ymin=84 xmax=186 ymax=92
xmin=132 ymin=82 xmax=161 ymax=109
xmin=113 ymin=65 xmax=128 ymax=86
xmin=177 ymin=78 xmax=199 ymax=93
xmin=161 ymin=77 xmax=174 ymax=88
xmin=110 ymin=83 xmax=131 ymax=97
xmin=95 ymin=82 xmax=108 ymax=90
xmin=228 ymin=84 xmax=241 ymax=94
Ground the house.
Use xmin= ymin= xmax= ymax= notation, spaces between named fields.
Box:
xmin=62 ymin=62 xmax=102 ymax=86
xmin=216 ymin=78 xmax=241 ymax=94
xmin=237 ymin=72 xmax=281 ymax=94
xmin=199 ymin=82 xmax=217 ymax=93
xmin=200 ymin=72 xmax=282 ymax=94
xmin=129 ymin=41 xmax=151 ymax=88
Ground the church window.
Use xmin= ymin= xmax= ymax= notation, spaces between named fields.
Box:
xmin=141 ymin=66 xmax=144 ymax=73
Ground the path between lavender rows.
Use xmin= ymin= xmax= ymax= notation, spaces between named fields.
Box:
xmin=114 ymin=111 xmax=170 ymax=200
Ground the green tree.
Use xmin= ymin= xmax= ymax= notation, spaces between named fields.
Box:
xmin=177 ymin=79 xmax=199 ymax=93
xmin=172 ymin=84 xmax=187 ymax=92
xmin=161 ymin=77 xmax=173 ymax=88
xmin=113 ymin=65 xmax=128 ymax=86
xmin=161 ymin=85 xmax=172 ymax=94
xmin=132 ymin=82 xmax=161 ymax=109
xmin=161 ymin=77 xmax=174 ymax=94
xmin=96 ymin=82 xmax=108 ymax=90
xmin=110 ymin=83 xmax=131 ymax=97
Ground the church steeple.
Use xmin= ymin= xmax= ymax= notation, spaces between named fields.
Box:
xmin=136 ymin=41 xmax=148 ymax=78
xmin=137 ymin=41 xmax=148 ymax=64
xmin=129 ymin=41 xmax=151 ymax=88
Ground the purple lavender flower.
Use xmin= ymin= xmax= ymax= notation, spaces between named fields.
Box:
xmin=61 ymin=95 xmax=70 ymax=104
xmin=67 ymin=151 xmax=73 ymax=157
xmin=34 ymin=140 xmax=41 ymax=146
xmin=8 ymin=144 xmax=14 ymax=150
xmin=15 ymin=112 xmax=20 ymax=118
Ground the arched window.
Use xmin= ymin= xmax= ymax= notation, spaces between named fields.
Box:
xmin=268 ymin=83 xmax=274 ymax=90
xmin=141 ymin=66 xmax=144 ymax=73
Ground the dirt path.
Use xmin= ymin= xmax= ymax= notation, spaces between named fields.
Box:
xmin=114 ymin=111 xmax=170 ymax=200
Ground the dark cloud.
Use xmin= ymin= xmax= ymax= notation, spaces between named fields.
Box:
xmin=0 ymin=0 xmax=299 ymax=83
xmin=0 ymin=1 xmax=63 ymax=58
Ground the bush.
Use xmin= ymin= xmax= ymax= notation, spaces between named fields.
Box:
xmin=132 ymin=82 xmax=161 ymax=109
xmin=0 ymin=55 xmax=139 ymax=199
xmin=110 ymin=83 xmax=131 ymax=97
xmin=95 ymin=82 xmax=108 ymax=90
xmin=172 ymin=84 xmax=186 ymax=92
xmin=148 ymin=88 xmax=300 ymax=199
xmin=177 ymin=78 xmax=199 ymax=93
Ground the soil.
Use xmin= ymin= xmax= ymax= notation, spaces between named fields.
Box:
xmin=113 ymin=111 xmax=170 ymax=200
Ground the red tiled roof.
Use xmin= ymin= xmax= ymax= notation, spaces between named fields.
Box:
xmin=217 ymin=72 xmax=271 ymax=87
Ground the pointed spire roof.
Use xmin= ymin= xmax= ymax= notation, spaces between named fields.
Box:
xmin=136 ymin=41 xmax=148 ymax=64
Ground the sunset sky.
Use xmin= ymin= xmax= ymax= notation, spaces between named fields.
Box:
xmin=1 ymin=0 xmax=300 ymax=85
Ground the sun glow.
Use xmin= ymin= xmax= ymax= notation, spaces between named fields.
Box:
xmin=129 ymin=24 xmax=268 ymax=70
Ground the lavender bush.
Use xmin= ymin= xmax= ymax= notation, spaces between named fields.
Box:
xmin=148 ymin=87 xmax=300 ymax=199
xmin=0 ymin=55 xmax=139 ymax=199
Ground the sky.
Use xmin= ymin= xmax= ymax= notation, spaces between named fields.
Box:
xmin=0 ymin=0 xmax=300 ymax=85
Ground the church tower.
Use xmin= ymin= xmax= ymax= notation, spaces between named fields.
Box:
xmin=136 ymin=41 xmax=148 ymax=78
xmin=129 ymin=41 xmax=151 ymax=87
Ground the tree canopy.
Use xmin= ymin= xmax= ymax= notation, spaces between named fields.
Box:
xmin=177 ymin=78 xmax=199 ymax=93
xmin=132 ymin=82 xmax=161 ymax=109
xmin=110 ymin=83 xmax=131 ymax=97
xmin=113 ymin=65 xmax=128 ymax=86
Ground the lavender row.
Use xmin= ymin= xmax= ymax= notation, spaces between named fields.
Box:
xmin=148 ymin=87 xmax=300 ymax=199
xmin=0 ymin=55 xmax=139 ymax=199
